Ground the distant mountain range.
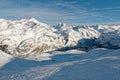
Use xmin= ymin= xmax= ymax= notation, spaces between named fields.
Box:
xmin=0 ymin=18 xmax=120 ymax=57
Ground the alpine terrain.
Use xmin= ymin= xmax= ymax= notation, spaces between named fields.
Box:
xmin=0 ymin=18 xmax=120 ymax=80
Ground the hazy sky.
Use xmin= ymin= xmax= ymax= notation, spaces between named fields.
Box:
xmin=0 ymin=0 xmax=120 ymax=25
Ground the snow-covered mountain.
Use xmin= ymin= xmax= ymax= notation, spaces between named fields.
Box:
xmin=92 ymin=25 xmax=120 ymax=49
xmin=0 ymin=18 xmax=120 ymax=57
xmin=54 ymin=24 xmax=100 ymax=47
xmin=0 ymin=18 xmax=120 ymax=80
xmin=0 ymin=18 xmax=65 ymax=57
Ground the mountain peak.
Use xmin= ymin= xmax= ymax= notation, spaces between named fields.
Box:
xmin=28 ymin=18 xmax=47 ymax=26
xmin=29 ymin=18 xmax=39 ymax=23
xmin=58 ymin=23 xmax=66 ymax=26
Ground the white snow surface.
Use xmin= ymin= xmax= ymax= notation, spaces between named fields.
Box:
xmin=0 ymin=50 xmax=14 ymax=67
xmin=0 ymin=48 xmax=120 ymax=80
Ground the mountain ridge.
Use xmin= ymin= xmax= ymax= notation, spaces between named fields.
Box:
xmin=0 ymin=18 xmax=120 ymax=57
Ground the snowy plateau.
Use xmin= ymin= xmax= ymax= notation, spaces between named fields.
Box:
xmin=0 ymin=18 xmax=120 ymax=80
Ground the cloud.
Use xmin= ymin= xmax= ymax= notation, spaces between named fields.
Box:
xmin=0 ymin=0 xmax=120 ymax=25
xmin=0 ymin=0 xmax=88 ymax=24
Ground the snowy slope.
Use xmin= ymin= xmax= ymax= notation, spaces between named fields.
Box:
xmin=0 ymin=50 xmax=14 ymax=67
xmin=0 ymin=48 xmax=120 ymax=80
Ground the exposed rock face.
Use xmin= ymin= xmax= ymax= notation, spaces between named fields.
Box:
xmin=0 ymin=45 xmax=9 ymax=54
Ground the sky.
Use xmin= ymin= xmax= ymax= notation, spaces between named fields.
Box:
xmin=0 ymin=0 xmax=120 ymax=25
